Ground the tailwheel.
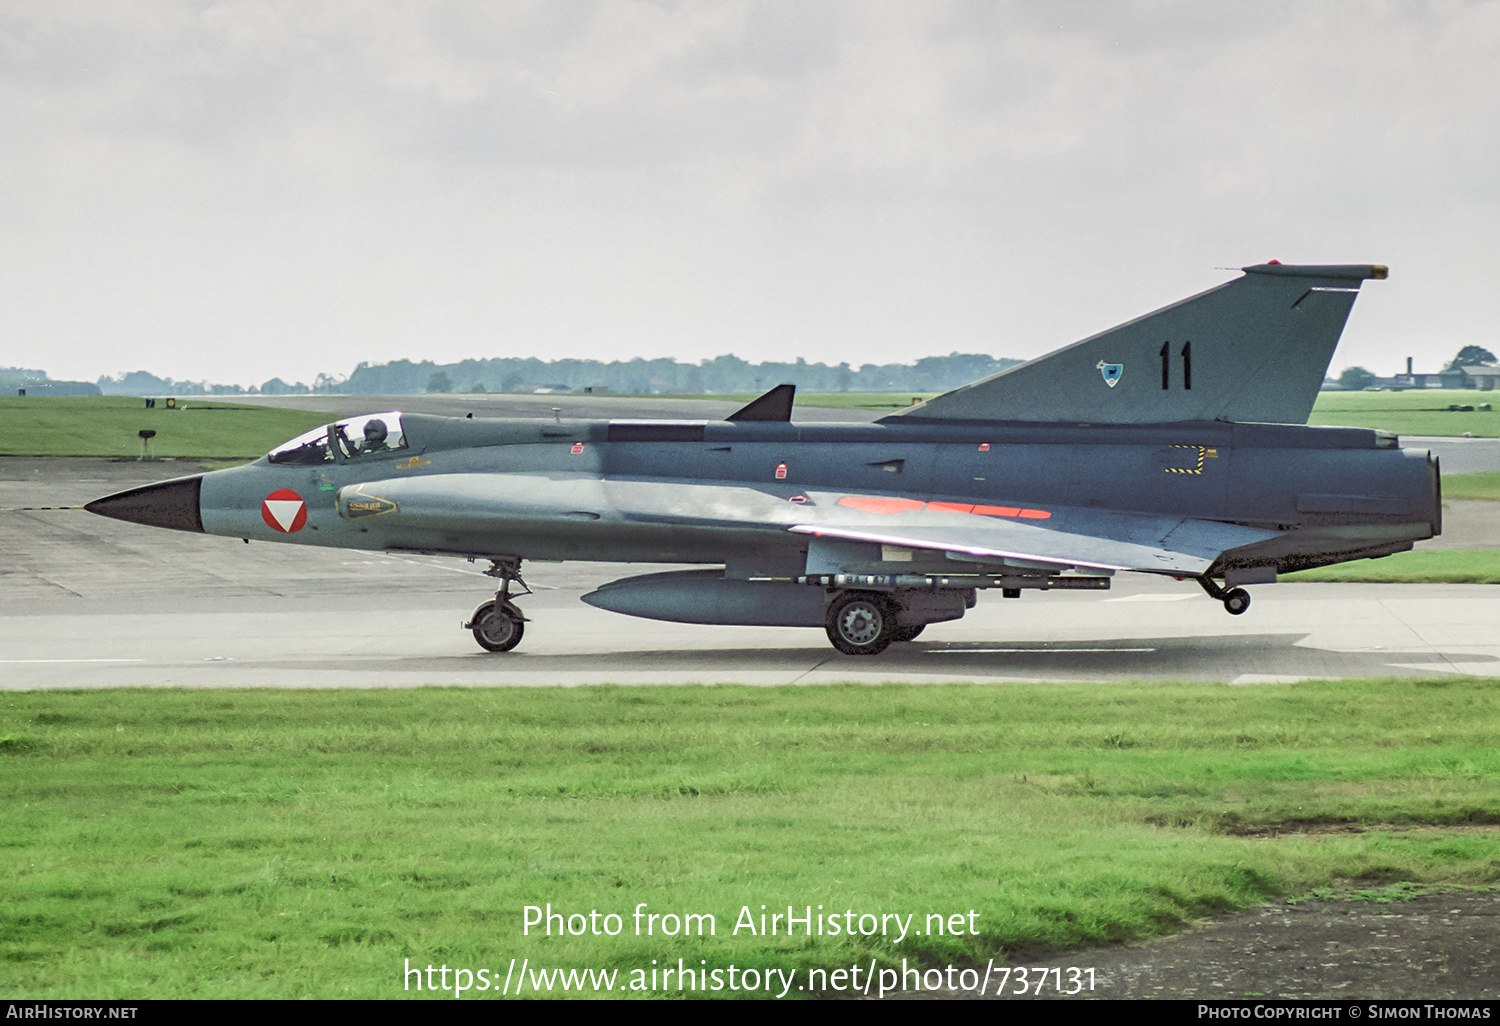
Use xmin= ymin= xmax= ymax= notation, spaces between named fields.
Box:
xmin=825 ymin=592 xmax=897 ymax=655
xmin=468 ymin=600 xmax=524 ymax=652
xmin=1197 ymin=575 xmax=1254 ymax=617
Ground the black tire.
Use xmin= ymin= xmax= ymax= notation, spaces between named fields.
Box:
xmin=1223 ymin=588 xmax=1251 ymax=616
xmin=891 ymin=623 xmax=926 ymax=643
xmin=470 ymin=600 xmax=525 ymax=652
xmin=825 ymin=592 xmax=897 ymax=655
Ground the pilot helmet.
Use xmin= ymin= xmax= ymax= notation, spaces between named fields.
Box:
xmin=364 ymin=419 xmax=389 ymax=444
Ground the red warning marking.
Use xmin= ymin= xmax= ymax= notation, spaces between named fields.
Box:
xmin=775 ymin=462 xmax=788 ymax=480
xmin=837 ymin=495 xmax=1051 ymax=520
xmin=787 ymin=495 xmax=809 ymax=504
xmin=838 ymin=496 xmax=924 ymax=514
xmin=570 ymin=442 xmax=585 ymax=454
xmin=261 ymin=489 xmax=308 ymax=533
xmin=977 ymin=443 xmax=991 ymax=451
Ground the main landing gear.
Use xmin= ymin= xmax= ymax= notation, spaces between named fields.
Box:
xmin=1197 ymin=575 xmax=1251 ymax=616
xmin=464 ymin=557 xmax=530 ymax=652
xmin=825 ymin=591 xmax=926 ymax=655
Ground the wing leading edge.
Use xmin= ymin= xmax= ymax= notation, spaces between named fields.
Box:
xmin=788 ymin=494 xmax=1281 ymax=575
xmin=327 ymin=474 xmax=1280 ymax=577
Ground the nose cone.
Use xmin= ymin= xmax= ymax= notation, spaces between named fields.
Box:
xmin=85 ymin=475 xmax=205 ymax=533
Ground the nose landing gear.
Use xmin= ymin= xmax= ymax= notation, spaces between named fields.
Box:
xmin=464 ymin=557 xmax=530 ymax=653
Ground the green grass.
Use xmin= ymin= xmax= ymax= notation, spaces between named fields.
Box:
xmin=792 ymin=393 xmax=938 ymax=411
xmin=1444 ymin=472 xmax=1500 ymax=502
xmin=652 ymin=392 xmax=939 ymax=411
xmin=0 ymin=397 xmax=334 ymax=459
xmin=1309 ymin=389 xmax=1498 ymax=437
xmin=1281 ymin=549 xmax=1500 ymax=583
xmin=4 ymin=682 xmax=1500 ymax=999
xmin=5 ymin=389 xmax=1498 ymax=458
xmin=626 ymin=388 xmax=1500 ymax=432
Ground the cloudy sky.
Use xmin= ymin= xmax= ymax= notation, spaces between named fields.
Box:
xmin=3 ymin=0 xmax=1497 ymax=387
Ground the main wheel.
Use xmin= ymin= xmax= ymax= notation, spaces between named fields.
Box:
xmin=469 ymin=600 xmax=525 ymax=652
xmin=825 ymin=592 xmax=897 ymax=655
xmin=1222 ymin=588 xmax=1251 ymax=616
xmin=891 ymin=623 xmax=926 ymax=643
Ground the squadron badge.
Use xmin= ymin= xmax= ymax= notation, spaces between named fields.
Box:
xmin=1097 ymin=361 xmax=1123 ymax=388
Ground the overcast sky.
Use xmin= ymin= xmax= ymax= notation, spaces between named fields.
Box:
xmin=3 ymin=0 xmax=1497 ymax=387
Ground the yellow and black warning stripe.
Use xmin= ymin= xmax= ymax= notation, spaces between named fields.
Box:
xmin=1164 ymin=444 xmax=1218 ymax=475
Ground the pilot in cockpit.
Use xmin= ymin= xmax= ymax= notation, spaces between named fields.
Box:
xmin=360 ymin=419 xmax=391 ymax=454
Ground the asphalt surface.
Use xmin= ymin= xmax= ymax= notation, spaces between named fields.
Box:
xmin=2 ymin=455 xmax=1497 ymax=689
xmin=913 ymin=890 xmax=1500 ymax=1001
xmin=4 ymin=408 xmax=1498 ymax=1003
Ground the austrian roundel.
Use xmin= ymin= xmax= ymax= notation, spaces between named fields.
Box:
xmin=261 ymin=489 xmax=308 ymax=533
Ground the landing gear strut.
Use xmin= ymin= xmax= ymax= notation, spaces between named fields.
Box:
xmin=464 ymin=557 xmax=530 ymax=652
xmin=1197 ymin=575 xmax=1251 ymax=616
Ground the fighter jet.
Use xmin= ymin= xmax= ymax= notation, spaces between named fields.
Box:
xmin=87 ymin=262 xmax=1440 ymax=655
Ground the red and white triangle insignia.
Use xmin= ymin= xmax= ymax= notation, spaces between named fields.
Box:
xmin=261 ymin=489 xmax=308 ymax=533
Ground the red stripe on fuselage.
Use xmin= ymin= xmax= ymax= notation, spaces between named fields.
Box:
xmin=836 ymin=496 xmax=1050 ymax=520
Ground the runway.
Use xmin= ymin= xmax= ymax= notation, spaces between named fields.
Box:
xmin=4 ymin=453 xmax=1497 ymax=690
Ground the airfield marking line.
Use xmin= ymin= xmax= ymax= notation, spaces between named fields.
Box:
xmin=787 ymin=656 xmax=837 ymax=685
xmin=1375 ymin=595 xmax=1467 ymax=675
xmin=926 ymin=647 xmax=1157 ymax=655
xmin=384 ymin=556 xmax=559 ymax=590
xmin=0 ymin=658 xmax=146 ymax=664
xmin=385 ymin=557 xmax=491 ymax=577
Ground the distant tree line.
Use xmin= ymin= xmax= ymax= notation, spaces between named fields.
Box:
xmin=1 ymin=367 xmax=100 ymax=396
xmin=1333 ymin=346 xmax=1499 ymax=391
xmin=90 ymin=353 xmax=1024 ymax=397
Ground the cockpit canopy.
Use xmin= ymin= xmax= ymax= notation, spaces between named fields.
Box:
xmin=268 ymin=411 xmax=409 ymax=465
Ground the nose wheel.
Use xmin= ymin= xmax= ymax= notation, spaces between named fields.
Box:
xmin=463 ymin=557 xmax=531 ymax=653
xmin=468 ymin=600 xmax=524 ymax=652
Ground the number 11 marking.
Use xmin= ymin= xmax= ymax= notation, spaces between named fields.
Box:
xmin=1159 ymin=341 xmax=1192 ymax=390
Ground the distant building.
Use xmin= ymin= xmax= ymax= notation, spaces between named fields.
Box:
xmin=1460 ymin=364 xmax=1500 ymax=391
xmin=1382 ymin=356 xmax=1469 ymax=390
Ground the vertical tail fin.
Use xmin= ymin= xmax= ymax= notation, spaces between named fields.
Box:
xmin=887 ymin=263 xmax=1386 ymax=425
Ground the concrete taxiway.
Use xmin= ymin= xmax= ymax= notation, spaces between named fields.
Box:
xmin=3 ymin=450 xmax=1497 ymax=690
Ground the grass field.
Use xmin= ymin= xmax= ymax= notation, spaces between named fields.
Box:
xmin=4 ymin=682 xmax=1499 ymax=999
xmin=789 ymin=388 xmax=1500 ymax=435
xmin=1444 ymin=471 xmax=1500 ymax=502
xmin=1282 ymin=549 xmax=1500 ymax=584
xmin=1307 ymin=389 xmax=1498 ymax=437
xmin=2 ymin=389 xmax=1498 ymax=458
xmin=0 ymin=397 xmax=330 ymax=459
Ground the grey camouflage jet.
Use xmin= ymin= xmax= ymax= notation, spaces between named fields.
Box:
xmin=87 ymin=262 xmax=1440 ymax=655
